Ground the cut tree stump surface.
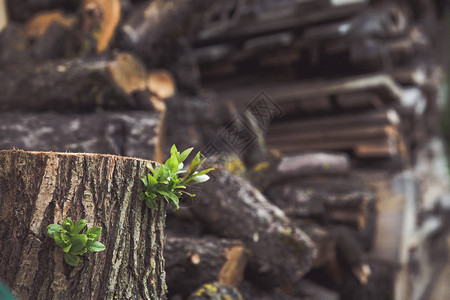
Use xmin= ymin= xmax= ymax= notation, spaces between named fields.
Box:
xmin=0 ymin=150 xmax=166 ymax=299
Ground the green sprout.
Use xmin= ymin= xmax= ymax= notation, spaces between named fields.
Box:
xmin=47 ymin=218 xmax=106 ymax=266
xmin=139 ymin=145 xmax=214 ymax=210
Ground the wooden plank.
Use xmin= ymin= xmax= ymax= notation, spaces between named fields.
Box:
xmin=269 ymin=109 xmax=399 ymax=132
xmin=267 ymin=124 xmax=398 ymax=144
xmin=210 ymin=74 xmax=406 ymax=107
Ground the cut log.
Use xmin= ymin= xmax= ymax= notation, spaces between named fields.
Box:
xmin=208 ymin=74 xmax=412 ymax=111
xmin=165 ymin=237 xmax=248 ymax=298
xmin=268 ymin=109 xmax=400 ymax=133
xmin=0 ymin=150 xmax=166 ymax=299
xmin=266 ymin=110 xmax=405 ymax=159
xmin=194 ymin=0 xmax=366 ymax=45
xmin=0 ymin=111 xmax=165 ymax=162
xmin=190 ymin=169 xmax=316 ymax=288
xmin=80 ymin=0 xmax=121 ymax=53
xmin=0 ymin=52 xmax=159 ymax=112
xmin=119 ymin=0 xmax=220 ymax=67
xmin=275 ymin=153 xmax=350 ymax=180
xmin=265 ymin=177 xmax=377 ymax=250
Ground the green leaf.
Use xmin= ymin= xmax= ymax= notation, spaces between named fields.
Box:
xmin=181 ymin=191 xmax=196 ymax=197
xmin=70 ymin=247 xmax=87 ymax=256
xmin=189 ymin=174 xmax=210 ymax=185
xmin=154 ymin=166 xmax=163 ymax=179
xmin=61 ymin=233 xmax=70 ymax=244
xmin=195 ymin=168 xmax=214 ymax=177
xmin=62 ymin=244 xmax=72 ymax=253
xmin=147 ymin=174 xmax=157 ymax=185
xmin=63 ymin=218 xmax=74 ymax=232
xmin=140 ymin=176 xmax=148 ymax=186
xmin=158 ymin=190 xmax=169 ymax=196
xmin=47 ymin=224 xmax=62 ymax=238
xmin=165 ymin=155 xmax=178 ymax=173
xmin=53 ymin=232 xmax=68 ymax=249
xmin=178 ymin=147 xmax=193 ymax=163
xmin=69 ymin=234 xmax=87 ymax=255
xmin=170 ymin=144 xmax=178 ymax=158
xmin=64 ymin=253 xmax=80 ymax=267
xmin=87 ymin=241 xmax=106 ymax=252
xmin=86 ymin=227 xmax=102 ymax=240
xmin=184 ymin=152 xmax=203 ymax=180
xmin=168 ymin=198 xmax=179 ymax=210
xmin=72 ymin=219 xmax=87 ymax=235
xmin=145 ymin=198 xmax=158 ymax=210
xmin=139 ymin=192 xmax=146 ymax=201
xmin=167 ymin=192 xmax=179 ymax=206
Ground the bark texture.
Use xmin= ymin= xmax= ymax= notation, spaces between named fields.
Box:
xmin=0 ymin=111 xmax=165 ymax=162
xmin=0 ymin=52 xmax=154 ymax=112
xmin=190 ymin=169 xmax=316 ymax=288
xmin=0 ymin=150 xmax=166 ymax=299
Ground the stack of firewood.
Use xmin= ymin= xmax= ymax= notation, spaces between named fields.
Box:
xmin=1 ymin=0 xmax=450 ymax=300
xmin=166 ymin=0 xmax=450 ymax=299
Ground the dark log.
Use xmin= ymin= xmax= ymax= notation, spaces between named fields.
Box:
xmin=0 ymin=52 xmax=158 ymax=112
xmin=0 ymin=150 xmax=166 ymax=299
xmin=268 ymin=109 xmax=400 ymax=133
xmin=164 ymin=93 xmax=232 ymax=154
xmin=194 ymin=0 xmax=367 ymax=46
xmin=165 ymin=237 xmax=248 ymax=298
xmin=265 ymin=177 xmax=377 ymax=250
xmin=165 ymin=209 xmax=204 ymax=237
xmin=298 ymin=221 xmax=336 ymax=268
xmin=0 ymin=23 xmax=32 ymax=67
xmin=338 ymin=257 xmax=397 ymax=300
xmin=190 ymin=169 xmax=316 ymax=288
xmin=118 ymin=0 xmax=220 ymax=67
xmin=335 ymin=226 xmax=371 ymax=285
xmin=0 ymin=111 xmax=165 ymax=162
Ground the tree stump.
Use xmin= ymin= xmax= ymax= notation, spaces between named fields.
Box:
xmin=0 ymin=150 xmax=166 ymax=299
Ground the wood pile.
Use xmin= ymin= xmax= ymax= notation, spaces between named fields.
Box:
xmin=1 ymin=1 xmax=450 ymax=300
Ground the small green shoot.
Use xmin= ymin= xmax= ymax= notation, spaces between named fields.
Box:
xmin=139 ymin=145 xmax=214 ymax=210
xmin=47 ymin=218 xmax=106 ymax=266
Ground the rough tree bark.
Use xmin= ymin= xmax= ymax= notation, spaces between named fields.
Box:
xmin=0 ymin=150 xmax=166 ymax=299
xmin=0 ymin=111 xmax=166 ymax=162
xmin=0 ymin=52 xmax=159 ymax=112
xmin=190 ymin=169 xmax=316 ymax=289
